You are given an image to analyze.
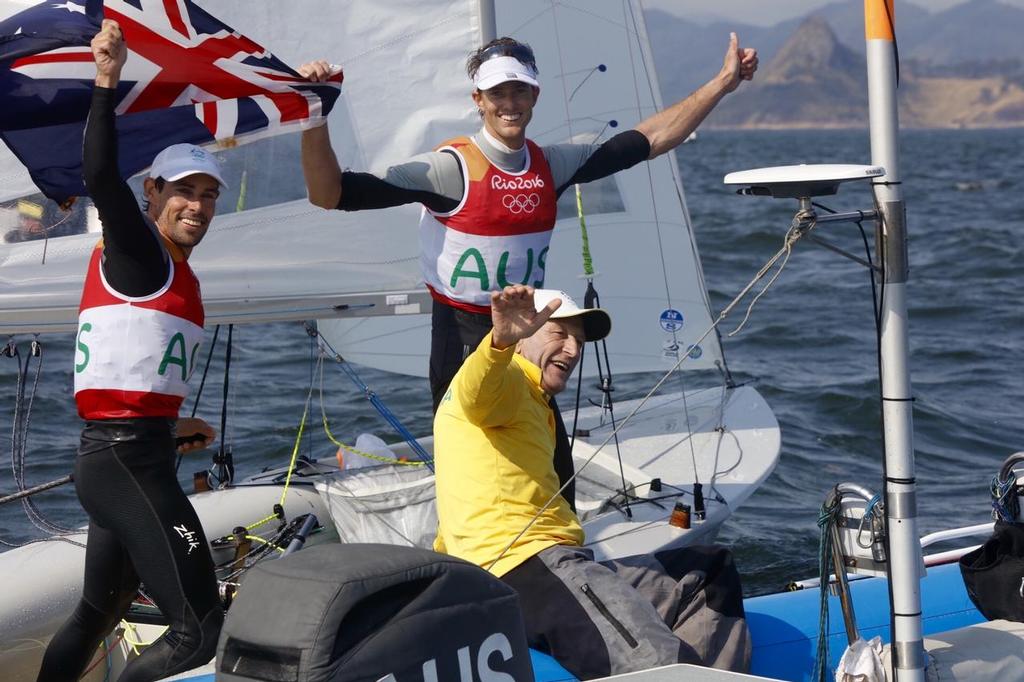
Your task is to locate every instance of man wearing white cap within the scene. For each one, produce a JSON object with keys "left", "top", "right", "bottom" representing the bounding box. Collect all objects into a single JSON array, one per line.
[
  {"left": 433, "top": 285, "right": 750, "bottom": 679},
  {"left": 38, "top": 20, "right": 225, "bottom": 682},
  {"left": 299, "top": 34, "right": 757, "bottom": 509}
]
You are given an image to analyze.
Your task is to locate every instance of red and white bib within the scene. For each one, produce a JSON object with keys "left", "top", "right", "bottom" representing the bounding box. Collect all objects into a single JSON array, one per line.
[
  {"left": 419, "top": 136, "right": 557, "bottom": 313},
  {"left": 74, "top": 241, "right": 205, "bottom": 420}
]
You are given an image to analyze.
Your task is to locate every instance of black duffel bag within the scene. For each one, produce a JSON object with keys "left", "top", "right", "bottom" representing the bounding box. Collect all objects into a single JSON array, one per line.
[
  {"left": 216, "top": 543, "right": 535, "bottom": 681},
  {"left": 959, "top": 521, "right": 1024, "bottom": 622}
]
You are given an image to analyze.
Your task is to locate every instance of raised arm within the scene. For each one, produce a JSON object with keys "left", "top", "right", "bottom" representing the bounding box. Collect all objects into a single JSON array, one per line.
[
  {"left": 85, "top": 20, "right": 167, "bottom": 296},
  {"left": 299, "top": 60, "right": 344, "bottom": 209},
  {"left": 634, "top": 32, "right": 758, "bottom": 159},
  {"left": 298, "top": 60, "right": 465, "bottom": 213}
]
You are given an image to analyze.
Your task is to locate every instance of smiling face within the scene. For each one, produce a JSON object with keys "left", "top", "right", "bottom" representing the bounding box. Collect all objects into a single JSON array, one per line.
[
  {"left": 472, "top": 81, "right": 539, "bottom": 149},
  {"left": 517, "top": 316, "right": 585, "bottom": 395},
  {"left": 144, "top": 173, "right": 220, "bottom": 257}
]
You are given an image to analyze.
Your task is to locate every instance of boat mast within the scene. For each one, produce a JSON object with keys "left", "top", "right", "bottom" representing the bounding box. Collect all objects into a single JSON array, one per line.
[
  {"left": 479, "top": 0, "right": 496, "bottom": 44},
  {"left": 864, "top": 2, "right": 924, "bottom": 680}
]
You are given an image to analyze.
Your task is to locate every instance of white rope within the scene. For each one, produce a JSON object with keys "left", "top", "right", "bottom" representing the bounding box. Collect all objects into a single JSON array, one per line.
[{"left": 726, "top": 214, "right": 813, "bottom": 336}]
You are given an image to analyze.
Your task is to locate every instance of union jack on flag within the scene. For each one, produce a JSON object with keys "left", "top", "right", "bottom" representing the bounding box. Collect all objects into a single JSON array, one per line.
[{"left": 0, "top": 0, "right": 342, "bottom": 203}]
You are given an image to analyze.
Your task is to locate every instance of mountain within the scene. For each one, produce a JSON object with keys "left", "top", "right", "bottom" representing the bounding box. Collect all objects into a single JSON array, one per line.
[
  {"left": 707, "top": 17, "right": 868, "bottom": 129},
  {"left": 642, "top": 10, "right": 765, "bottom": 105},
  {"left": 644, "top": 5, "right": 1024, "bottom": 129},
  {"left": 661, "top": 0, "right": 1024, "bottom": 66}
]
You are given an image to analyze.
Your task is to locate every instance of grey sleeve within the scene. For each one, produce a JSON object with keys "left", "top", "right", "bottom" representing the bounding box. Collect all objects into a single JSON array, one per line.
[
  {"left": 374, "top": 150, "right": 465, "bottom": 203},
  {"left": 541, "top": 143, "right": 602, "bottom": 190}
]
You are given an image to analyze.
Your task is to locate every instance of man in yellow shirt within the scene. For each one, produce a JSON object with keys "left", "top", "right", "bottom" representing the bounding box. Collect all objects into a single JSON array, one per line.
[{"left": 434, "top": 285, "right": 750, "bottom": 679}]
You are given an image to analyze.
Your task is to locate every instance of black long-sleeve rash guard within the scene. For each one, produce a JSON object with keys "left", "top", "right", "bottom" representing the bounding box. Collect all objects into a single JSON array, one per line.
[
  {"left": 83, "top": 87, "right": 169, "bottom": 298},
  {"left": 335, "top": 128, "right": 651, "bottom": 213}
]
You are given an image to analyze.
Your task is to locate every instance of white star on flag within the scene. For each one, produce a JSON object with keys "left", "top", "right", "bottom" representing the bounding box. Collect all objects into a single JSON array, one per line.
[{"left": 50, "top": 1, "right": 85, "bottom": 15}]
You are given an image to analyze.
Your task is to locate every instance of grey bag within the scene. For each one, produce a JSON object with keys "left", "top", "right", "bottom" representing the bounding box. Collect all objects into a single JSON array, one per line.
[{"left": 216, "top": 543, "right": 535, "bottom": 682}]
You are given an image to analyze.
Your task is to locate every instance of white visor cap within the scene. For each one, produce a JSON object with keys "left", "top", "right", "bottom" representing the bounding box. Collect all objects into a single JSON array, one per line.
[
  {"left": 149, "top": 143, "right": 228, "bottom": 188},
  {"left": 533, "top": 289, "right": 611, "bottom": 342},
  {"left": 474, "top": 56, "right": 540, "bottom": 91}
]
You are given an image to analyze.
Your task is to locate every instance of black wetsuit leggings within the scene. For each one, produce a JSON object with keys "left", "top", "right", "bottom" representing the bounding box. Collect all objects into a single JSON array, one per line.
[
  {"left": 37, "top": 419, "right": 223, "bottom": 682},
  {"left": 429, "top": 300, "right": 576, "bottom": 509}
]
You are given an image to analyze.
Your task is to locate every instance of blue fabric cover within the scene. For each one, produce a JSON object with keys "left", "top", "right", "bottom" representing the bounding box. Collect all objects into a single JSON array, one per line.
[{"left": 530, "top": 649, "right": 577, "bottom": 681}]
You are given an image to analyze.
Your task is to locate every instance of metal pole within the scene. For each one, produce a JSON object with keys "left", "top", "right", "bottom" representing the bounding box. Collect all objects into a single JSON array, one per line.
[
  {"left": 479, "top": 0, "right": 496, "bottom": 44},
  {"left": 864, "top": 2, "right": 924, "bottom": 680},
  {"left": 830, "top": 522, "right": 861, "bottom": 646}
]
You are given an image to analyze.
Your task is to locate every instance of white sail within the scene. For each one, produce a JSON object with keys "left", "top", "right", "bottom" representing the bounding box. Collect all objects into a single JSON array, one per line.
[{"left": 0, "top": 0, "right": 724, "bottom": 376}]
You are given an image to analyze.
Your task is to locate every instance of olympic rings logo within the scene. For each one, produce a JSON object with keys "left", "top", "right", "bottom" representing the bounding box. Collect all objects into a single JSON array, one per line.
[{"left": 502, "top": 193, "right": 541, "bottom": 214}]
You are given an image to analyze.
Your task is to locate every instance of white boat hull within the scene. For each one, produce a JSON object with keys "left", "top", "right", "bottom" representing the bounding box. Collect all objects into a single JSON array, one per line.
[{"left": 0, "top": 385, "right": 778, "bottom": 680}]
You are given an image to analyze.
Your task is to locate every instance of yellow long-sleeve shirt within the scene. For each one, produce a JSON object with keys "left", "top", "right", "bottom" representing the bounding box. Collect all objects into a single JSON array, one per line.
[{"left": 433, "top": 331, "right": 584, "bottom": 577}]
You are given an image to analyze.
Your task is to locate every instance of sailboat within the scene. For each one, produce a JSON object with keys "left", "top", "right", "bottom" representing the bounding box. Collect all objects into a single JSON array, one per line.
[{"left": 0, "top": 0, "right": 781, "bottom": 679}]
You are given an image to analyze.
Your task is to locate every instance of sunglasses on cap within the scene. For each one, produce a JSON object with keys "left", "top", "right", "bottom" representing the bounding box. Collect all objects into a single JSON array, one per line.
[{"left": 478, "top": 43, "right": 537, "bottom": 71}]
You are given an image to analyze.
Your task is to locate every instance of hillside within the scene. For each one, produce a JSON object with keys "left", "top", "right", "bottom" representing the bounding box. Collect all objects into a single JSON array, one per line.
[{"left": 646, "top": 2, "right": 1024, "bottom": 128}]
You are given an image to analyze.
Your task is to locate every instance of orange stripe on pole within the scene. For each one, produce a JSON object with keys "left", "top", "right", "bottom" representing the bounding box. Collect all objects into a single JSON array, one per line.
[{"left": 865, "top": 0, "right": 895, "bottom": 41}]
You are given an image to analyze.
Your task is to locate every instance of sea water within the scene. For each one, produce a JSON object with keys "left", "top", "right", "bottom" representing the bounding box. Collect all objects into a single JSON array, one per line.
[{"left": 1, "top": 129, "right": 1021, "bottom": 596}]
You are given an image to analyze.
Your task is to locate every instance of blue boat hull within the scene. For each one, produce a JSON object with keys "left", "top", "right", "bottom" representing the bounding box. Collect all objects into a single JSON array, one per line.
[{"left": 746, "top": 563, "right": 984, "bottom": 681}]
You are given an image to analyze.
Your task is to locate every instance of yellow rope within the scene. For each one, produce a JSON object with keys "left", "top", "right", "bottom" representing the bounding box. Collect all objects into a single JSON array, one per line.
[
  {"left": 245, "top": 377, "right": 314, "bottom": 531},
  {"left": 119, "top": 620, "right": 162, "bottom": 651},
  {"left": 575, "top": 184, "right": 595, "bottom": 277},
  {"left": 219, "top": 532, "right": 287, "bottom": 554},
  {"left": 318, "top": 358, "right": 423, "bottom": 466},
  {"left": 246, "top": 534, "right": 284, "bottom": 552}
]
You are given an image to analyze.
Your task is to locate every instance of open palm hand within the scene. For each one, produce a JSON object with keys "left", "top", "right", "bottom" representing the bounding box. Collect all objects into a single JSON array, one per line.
[{"left": 490, "top": 285, "right": 560, "bottom": 350}]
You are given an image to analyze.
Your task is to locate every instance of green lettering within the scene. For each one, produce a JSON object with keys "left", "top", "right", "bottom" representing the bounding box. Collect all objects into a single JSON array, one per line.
[
  {"left": 532, "top": 246, "right": 549, "bottom": 288},
  {"left": 74, "top": 323, "right": 92, "bottom": 373},
  {"left": 188, "top": 343, "right": 201, "bottom": 381},
  {"left": 158, "top": 332, "right": 188, "bottom": 381},
  {"left": 496, "top": 248, "right": 534, "bottom": 288},
  {"left": 449, "top": 248, "right": 489, "bottom": 290}
]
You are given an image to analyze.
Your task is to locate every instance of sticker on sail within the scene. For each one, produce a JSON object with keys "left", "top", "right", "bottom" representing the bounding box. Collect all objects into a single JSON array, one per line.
[
  {"left": 687, "top": 344, "right": 703, "bottom": 359},
  {"left": 659, "top": 308, "right": 684, "bottom": 333},
  {"left": 662, "top": 340, "right": 679, "bottom": 360}
]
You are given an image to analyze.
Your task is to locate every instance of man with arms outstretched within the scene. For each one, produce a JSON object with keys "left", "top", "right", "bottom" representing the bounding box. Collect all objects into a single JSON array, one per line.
[{"left": 299, "top": 34, "right": 758, "bottom": 509}]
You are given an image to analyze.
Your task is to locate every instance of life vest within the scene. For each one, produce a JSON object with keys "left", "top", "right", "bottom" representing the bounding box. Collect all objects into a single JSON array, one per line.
[
  {"left": 419, "top": 136, "right": 557, "bottom": 313},
  {"left": 74, "top": 240, "right": 204, "bottom": 420}
]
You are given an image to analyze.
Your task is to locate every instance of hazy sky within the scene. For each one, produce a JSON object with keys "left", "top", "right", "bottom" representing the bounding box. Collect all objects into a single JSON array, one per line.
[{"left": 643, "top": 0, "right": 1024, "bottom": 26}]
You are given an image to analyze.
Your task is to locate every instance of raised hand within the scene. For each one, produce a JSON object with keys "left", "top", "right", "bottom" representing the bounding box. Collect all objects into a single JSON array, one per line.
[
  {"left": 719, "top": 32, "right": 758, "bottom": 94},
  {"left": 92, "top": 19, "right": 126, "bottom": 87},
  {"left": 490, "top": 285, "right": 561, "bottom": 350}
]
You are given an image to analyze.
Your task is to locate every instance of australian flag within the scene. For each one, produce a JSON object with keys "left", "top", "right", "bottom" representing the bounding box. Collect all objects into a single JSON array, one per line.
[{"left": 0, "top": 0, "right": 342, "bottom": 203}]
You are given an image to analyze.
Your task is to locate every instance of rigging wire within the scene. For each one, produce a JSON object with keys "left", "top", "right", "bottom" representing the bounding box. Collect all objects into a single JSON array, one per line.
[
  {"left": 2, "top": 339, "right": 82, "bottom": 547},
  {"left": 621, "top": 0, "right": 674, "bottom": 308},
  {"left": 307, "top": 323, "right": 433, "bottom": 469},
  {"left": 581, "top": 279, "right": 631, "bottom": 517},
  {"left": 317, "top": 360, "right": 423, "bottom": 467},
  {"left": 210, "top": 324, "right": 235, "bottom": 488},
  {"left": 176, "top": 324, "right": 221, "bottom": 474},
  {"left": 726, "top": 212, "right": 812, "bottom": 337}
]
